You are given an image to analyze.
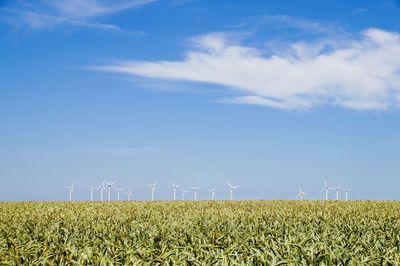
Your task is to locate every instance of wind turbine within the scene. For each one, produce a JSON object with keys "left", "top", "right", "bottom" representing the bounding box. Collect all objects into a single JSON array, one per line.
[
  {"left": 320, "top": 179, "right": 330, "bottom": 200},
  {"left": 297, "top": 186, "right": 308, "bottom": 200},
  {"left": 227, "top": 181, "right": 239, "bottom": 200},
  {"left": 126, "top": 187, "right": 133, "bottom": 201},
  {"left": 90, "top": 185, "right": 97, "bottom": 201},
  {"left": 191, "top": 186, "right": 200, "bottom": 200},
  {"left": 209, "top": 186, "right": 216, "bottom": 200},
  {"left": 98, "top": 180, "right": 106, "bottom": 201},
  {"left": 332, "top": 183, "right": 342, "bottom": 200},
  {"left": 171, "top": 183, "right": 180, "bottom": 200},
  {"left": 149, "top": 181, "right": 157, "bottom": 201},
  {"left": 342, "top": 187, "right": 351, "bottom": 201},
  {"left": 180, "top": 187, "right": 189, "bottom": 200},
  {"left": 64, "top": 183, "right": 75, "bottom": 201},
  {"left": 106, "top": 181, "right": 115, "bottom": 201},
  {"left": 114, "top": 187, "right": 124, "bottom": 201}
]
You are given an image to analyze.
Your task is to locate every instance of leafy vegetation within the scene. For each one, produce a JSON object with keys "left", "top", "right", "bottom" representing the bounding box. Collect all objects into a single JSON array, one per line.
[{"left": 1, "top": 201, "right": 400, "bottom": 264}]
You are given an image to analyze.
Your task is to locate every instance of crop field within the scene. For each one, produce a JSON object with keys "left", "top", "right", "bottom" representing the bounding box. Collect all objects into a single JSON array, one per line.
[{"left": 1, "top": 201, "right": 400, "bottom": 265}]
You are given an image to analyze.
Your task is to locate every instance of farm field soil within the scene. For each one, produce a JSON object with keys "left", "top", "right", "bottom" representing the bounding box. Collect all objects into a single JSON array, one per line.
[{"left": 1, "top": 201, "right": 400, "bottom": 264}]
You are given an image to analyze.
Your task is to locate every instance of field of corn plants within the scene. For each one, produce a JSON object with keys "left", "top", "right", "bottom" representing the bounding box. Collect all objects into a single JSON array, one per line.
[{"left": 1, "top": 201, "right": 400, "bottom": 265}]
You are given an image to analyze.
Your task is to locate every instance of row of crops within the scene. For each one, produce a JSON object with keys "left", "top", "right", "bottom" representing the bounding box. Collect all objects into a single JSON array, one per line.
[{"left": 1, "top": 200, "right": 400, "bottom": 264}]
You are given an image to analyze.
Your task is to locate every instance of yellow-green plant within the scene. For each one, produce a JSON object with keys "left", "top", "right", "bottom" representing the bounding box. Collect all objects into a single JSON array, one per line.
[{"left": 1, "top": 201, "right": 400, "bottom": 264}]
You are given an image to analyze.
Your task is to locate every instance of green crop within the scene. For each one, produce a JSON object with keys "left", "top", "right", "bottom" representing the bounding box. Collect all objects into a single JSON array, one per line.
[{"left": 1, "top": 201, "right": 400, "bottom": 265}]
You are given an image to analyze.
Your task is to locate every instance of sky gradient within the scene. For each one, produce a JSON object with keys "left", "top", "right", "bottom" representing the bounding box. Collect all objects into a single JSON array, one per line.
[{"left": 1, "top": 0, "right": 400, "bottom": 201}]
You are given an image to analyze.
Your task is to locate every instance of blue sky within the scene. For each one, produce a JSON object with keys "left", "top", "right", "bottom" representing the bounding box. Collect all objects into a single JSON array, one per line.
[{"left": 1, "top": 0, "right": 400, "bottom": 201}]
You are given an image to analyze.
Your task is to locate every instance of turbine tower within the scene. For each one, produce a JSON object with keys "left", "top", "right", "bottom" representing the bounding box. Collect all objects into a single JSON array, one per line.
[
  {"left": 320, "top": 179, "right": 330, "bottom": 200},
  {"left": 90, "top": 185, "right": 96, "bottom": 201},
  {"left": 149, "top": 181, "right": 157, "bottom": 201},
  {"left": 209, "top": 186, "right": 216, "bottom": 201},
  {"left": 115, "top": 187, "right": 124, "bottom": 201},
  {"left": 171, "top": 183, "right": 180, "bottom": 200},
  {"left": 126, "top": 187, "right": 133, "bottom": 201},
  {"left": 333, "top": 183, "right": 342, "bottom": 200},
  {"left": 98, "top": 180, "right": 106, "bottom": 201},
  {"left": 297, "top": 186, "right": 308, "bottom": 200},
  {"left": 342, "top": 187, "right": 351, "bottom": 201},
  {"left": 180, "top": 187, "right": 189, "bottom": 200},
  {"left": 191, "top": 186, "right": 200, "bottom": 200},
  {"left": 106, "top": 181, "right": 115, "bottom": 201},
  {"left": 227, "top": 181, "right": 239, "bottom": 200},
  {"left": 64, "top": 183, "right": 75, "bottom": 201}
]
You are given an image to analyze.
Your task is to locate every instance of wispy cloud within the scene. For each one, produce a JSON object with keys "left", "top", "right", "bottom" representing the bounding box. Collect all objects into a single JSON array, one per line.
[
  {"left": 2, "top": 146, "right": 172, "bottom": 157},
  {"left": 258, "top": 15, "right": 331, "bottom": 33},
  {"left": 0, "top": 0, "right": 156, "bottom": 31},
  {"left": 0, "top": 7, "right": 123, "bottom": 31},
  {"left": 48, "top": 0, "right": 156, "bottom": 19},
  {"left": 92, "top": 28, "right": 400, "bottom": 110},
  {"left": 229, "top": 14, "right": 340, "bottom": 37},
  {"left": 77, "top": 147, "right": 170, "bottom": 156},
  {"left": 353, "top": 8, "right": 368, "bottom": 15}
]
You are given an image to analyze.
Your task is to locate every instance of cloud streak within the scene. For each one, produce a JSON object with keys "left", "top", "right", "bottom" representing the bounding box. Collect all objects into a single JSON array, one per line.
[
  {"left": 258, "top": 15, "right": 331, "bottom": 34},
  {"left": 0, "top": 0, "right": 156, "bottom": 31},
  {"left": 0, "top": 7, "right": 122, "bottom": 31},
  {"left": 78, "top": 147, "right": 169, "bottom": 155},
  {"left": 93, "top": 28, "right": 400, "bottom": 110}
]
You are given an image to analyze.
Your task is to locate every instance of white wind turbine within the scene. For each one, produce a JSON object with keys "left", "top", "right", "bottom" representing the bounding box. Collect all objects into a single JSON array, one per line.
[
  {"left": 332, "top": 183, "right": 342, "bottom": 200},
  {"left": 171, "top": 183, "right": 180, "bottom": 200},
  {"left": 180, "top": 187, "right": 189, "bottom": 200},
  {"left": 209, "top": 186, "right": 216, "bottom": 201},
  {"left": 98, "top": 180, "right": 106, "bottom": 201},
  {"left": 342, "top": 187, "right": 351, "bottom": 201},
  {"left": 227, "top": 181, "right": 239, "bottom": 200},
  {"left": 114, "top": 187, "right": 124, "bottom": 201},
  {"left": 149, "top": 181, "right": 157, "bottom": 201},
  {"left": 320, "top": 179, "right": 331, "bottom": 200},
  {"left": 90, "top": 185, "right": 97, "bottom": 201},
  {"left": 64, "top": 183, "right": 75, "bottom": 201},
  {"left": 191, "top": 186, "right": 200, "bottom": 200},
  {"left": 297, "top": 186, "right": 308, "bottom": 200},
  {"left": 106, "top": 181, "right": 115, "bottom": 201},
  {"left": 126, "top": 187, "right": 133, "bottom": 201}
]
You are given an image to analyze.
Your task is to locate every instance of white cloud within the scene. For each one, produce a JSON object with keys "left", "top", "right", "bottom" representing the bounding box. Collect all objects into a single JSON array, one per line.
[
  {"left": 0, "top": 0, "right": 156, "bottom": 30},
  {"left": 258, "top": 15, "right": 330, "bottom": 33},
  {"left": 353, "top": 8, "right": 368, "bottom": 15},
  {"left": 48, "top": 0, "right": 156, "bottom": 19},
  {"left": 77, "top": 147, "right": 169, "bottom": 155},
  {"left": 217, "top": 96, "right": 313, "bottom": 110},
  {"left": 0, "top": 7, "right": 122, "bottom": 30},
  {"left": 93, "top": 28, "right": 400, "bottom": 110}
]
